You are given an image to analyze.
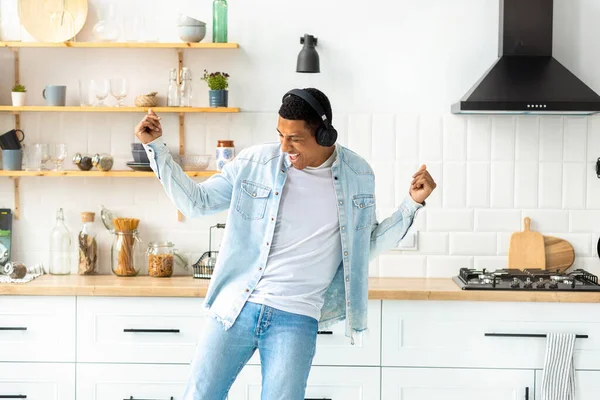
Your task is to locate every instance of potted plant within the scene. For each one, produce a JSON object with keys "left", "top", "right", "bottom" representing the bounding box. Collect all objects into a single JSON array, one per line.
[
  {"left": 11, "top": 84, "right": 26, "bottom": 106},
  {"left": 201, "top": 69, "right": 229, "bottom": 107}
]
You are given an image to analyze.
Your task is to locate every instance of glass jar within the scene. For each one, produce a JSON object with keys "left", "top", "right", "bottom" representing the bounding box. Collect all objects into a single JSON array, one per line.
[
  {"left": 49, "top": 208, "right": 71, "bottom": 275},
  {"left": 111, "top": 230, "right": 141, "bottom": 276},
  {"left": 78, "top": 212, "right": 98, "bottom": 275},
  {"left": 146, "top": 242, "right": 178, "bottom": 277},
  {"left": 92, "top": 2, "right": 120, "bottom": 42}
]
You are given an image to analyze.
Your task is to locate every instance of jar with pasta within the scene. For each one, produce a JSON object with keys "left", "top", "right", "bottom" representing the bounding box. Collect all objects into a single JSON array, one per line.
[
  {"left": 110, "top": 218, "right": 141, "bottom": 277},
  {"left": 146, "top": 242, "right": 178, "bottom": 277}
]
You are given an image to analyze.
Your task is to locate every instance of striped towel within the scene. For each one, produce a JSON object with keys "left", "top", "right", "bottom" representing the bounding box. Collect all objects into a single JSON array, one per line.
[{"left": 541, "top": 333, "right": 576, "bottom": 400}]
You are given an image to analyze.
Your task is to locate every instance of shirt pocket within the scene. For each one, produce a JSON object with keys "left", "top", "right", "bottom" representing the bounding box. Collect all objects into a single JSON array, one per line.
[
  {"left": 352, "top": 194, "right": 375, "bottom": 231},
  {"left": 235, "top": 180, "right": 272, "bottom": 220}
]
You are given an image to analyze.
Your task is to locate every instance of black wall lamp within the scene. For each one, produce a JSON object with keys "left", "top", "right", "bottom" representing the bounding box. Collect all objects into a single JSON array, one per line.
[{"left": 296, "top": 34, "right": 320, "bottom": 73}]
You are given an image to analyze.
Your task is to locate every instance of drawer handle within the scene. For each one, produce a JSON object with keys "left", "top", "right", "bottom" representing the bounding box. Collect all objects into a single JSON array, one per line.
[
  {"left": 317, "top": 331, "right": 333, "bottom": 335},
  {"left": 123, "top": 329, "right": 180, "bottom": 333},
  {"left": 0, "top": 327, "right": 27, "bottom": 331},
  {"left": 485, "top": 333, "right": 588, "bottom": 339},
  {"left": 0, "top": 396, "right": 27, "bottom": 398},
  {"left": 305, "top": 398, "right": 332, "bottom": 400},
  {"left": 125, "top": 397, "right": 173, "bottom": 400}
]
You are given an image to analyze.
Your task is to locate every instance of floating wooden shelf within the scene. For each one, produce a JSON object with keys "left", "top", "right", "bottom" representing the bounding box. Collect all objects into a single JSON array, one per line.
[
  {"left": 0, "top": 41, "right": 239, "bottom": 49},
  {"left": 0, "top": 106, "right": 240, "bottom": 113},
  {"left": 0, "top": 170, "right": 218, "bottom": 178}
]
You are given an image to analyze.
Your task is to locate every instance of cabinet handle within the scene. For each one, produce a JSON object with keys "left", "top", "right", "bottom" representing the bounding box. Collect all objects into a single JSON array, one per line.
[
  {"left": 0, "top": 327, "right": 27, "bottom": 331},
  {"left": 0, "top": 396, "right": 27, "bottom": 399},
  {"left": 317, "top": 331, "right": 333, "bottom": 335},
  {"left": 525, "top": 387, "right": 529, "bottom": 400},
  {"left": 485, "top": 333, "right": 588, "bottom": 339},
  {"left": 125, "top": 397, "right": 173, "bottom": 400},
  {"left": 123, "top": 329, "right": 180, "bottom": 333},
  {"left": 305, "top": 398, "right": 332, "bottom": 400}
]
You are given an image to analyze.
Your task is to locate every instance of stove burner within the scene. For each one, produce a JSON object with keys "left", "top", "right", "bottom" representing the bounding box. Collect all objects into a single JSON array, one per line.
[{"left": 454, "top": 268, "right": 600, "bottom": 291}]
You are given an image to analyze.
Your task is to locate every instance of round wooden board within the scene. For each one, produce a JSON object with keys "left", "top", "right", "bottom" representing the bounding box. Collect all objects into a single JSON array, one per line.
[{"left": 20, "top": 0, "right": 88, "bottom": 43}]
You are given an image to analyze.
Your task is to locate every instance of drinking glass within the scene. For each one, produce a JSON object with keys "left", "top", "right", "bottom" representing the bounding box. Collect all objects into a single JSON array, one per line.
[
  {"left": 92, "top": 79, "right": 110, "bottom": 106},
  {"left": 110, "top": 78, "right": 128, "bottom": 107},
  {"left": 23, "top": 144, "right": 42, "bottom": 171},
  {"left": 78, "top": 79, "right": 94, "bottom": 107},
  {"left": 37, "top": 144, "right": 50, "bottom": 170},
  {"left": 50, "top": 144, "right": 68, "bottom": 171}
]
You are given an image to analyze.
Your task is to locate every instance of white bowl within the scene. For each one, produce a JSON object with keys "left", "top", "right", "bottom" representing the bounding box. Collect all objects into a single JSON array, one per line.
[
  {"left": 177, "top": 14, "right": 206, "bottom": 27},
  {"left": 178, "top": 25, "right": 206, "bottom": 43},
  {"left": 177, "top": 155, "right": 211, "bottom": 171}
]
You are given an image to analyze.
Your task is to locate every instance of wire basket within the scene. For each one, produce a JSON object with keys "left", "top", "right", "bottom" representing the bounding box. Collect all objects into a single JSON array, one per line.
[{"left": 192, "top": 251, "right": 217, "bottom": 279}]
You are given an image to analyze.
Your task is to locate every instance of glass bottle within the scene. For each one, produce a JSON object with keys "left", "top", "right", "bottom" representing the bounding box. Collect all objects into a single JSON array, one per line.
[
  {"left": 49, "top": 208, "right": 71, "bottom": 275},
  {"left": 167, "top": 68, "right": 180, "bottom": 107},
  {"left": 212, "top": 0, "right": 228, "bottom": 43},
  {"left": 111, "top": 230, "right": 141, "bottom": 277},
  {"left": 78, "top": 212, "right": 98, "bottom": 275},
  {"left": 180, "top": 67, "right": 193, "bottom": 107}
]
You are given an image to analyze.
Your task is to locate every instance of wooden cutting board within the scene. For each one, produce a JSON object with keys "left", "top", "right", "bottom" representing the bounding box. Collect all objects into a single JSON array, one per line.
[
  {"left": 544, "top": 236, "right": 575, "bottom": 272},
  {"left": 508, "top": 217, "right": 546, "bottom": 270}
]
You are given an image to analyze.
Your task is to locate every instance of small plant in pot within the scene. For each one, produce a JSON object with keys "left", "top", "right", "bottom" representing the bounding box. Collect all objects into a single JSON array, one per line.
[
  {"left": 11, "top": 84, "right": 26, "bottom": 107},
  {"left": 201, "top": 70, "right": 229, "bottom": 107}
]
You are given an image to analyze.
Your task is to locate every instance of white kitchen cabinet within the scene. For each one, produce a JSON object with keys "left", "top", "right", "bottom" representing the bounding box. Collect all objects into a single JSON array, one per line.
[
  {"left": 535, "top": 370, "right": 600, "bottom": 400},
  {"left": 77, "top": 296, "right": 205, "bottom": 364},
  {"left": 0, "top": 296, "right": 75, "bottom": 362},
  {"left": 229, "top": 365, "right": 380, "bottom": 400},
  {"left": 382, "top": 367, "right": 534, "bottom": 400},
  {"left": 77, "top": 363, "right": 189, "bottom": 399},
  {"left": 247, "top": 300, "right": 382, "bottom": 366},
  {"left": 0, "top": 362, "right": 75, "bottom": 400},
  {"left": 382, "top": 300, "right": 600, "bottom": 369}
]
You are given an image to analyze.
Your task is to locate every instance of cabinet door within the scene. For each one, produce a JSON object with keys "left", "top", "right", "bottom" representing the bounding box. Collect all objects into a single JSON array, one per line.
[
  {"left": 0, "top": 362, "right": 75, "bottom": 400},
  {"left": 382, "top": 367, "right": 534, "bottom": 400},
  {"left": 0, "top": 296, "right": 75, "bottom": 362},
  {"left": 77, "top": 296, "right": 205, "bottom": 363},
  {"left": 77, "top": 363, "right": 189, "bottom": 399},
  {"left": 229, "top": 365, "right": 380, "bottom": 400},
  {"left": 535, "top": 370, "right": 600, "bottom": 400}
]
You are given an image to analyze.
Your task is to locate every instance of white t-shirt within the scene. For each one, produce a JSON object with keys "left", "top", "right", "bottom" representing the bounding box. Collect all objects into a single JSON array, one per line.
[{"left": 248, "top": 150, "right": 342, "bottom": 320}]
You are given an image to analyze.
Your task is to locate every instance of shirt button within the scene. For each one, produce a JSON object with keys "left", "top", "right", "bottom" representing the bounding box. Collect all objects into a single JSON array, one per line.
[
  {"left": 339, "top": 201, "right": 343, "bottom": 205},
  {"left": 275, "top": 192, "right": 279, "bottom": 195},
  {"left": 271, "top": 217, "right": 274, "bottom": 221},
  {"left": 245, "top": 289, "right": 249, "bottom": 292},
  {"left": 259, "top": 267, "right": 263, "bottom": 270},
  {"left": 334, "top": 176, "right": 338, "bottom": 180},
  {"left": 346, "top": 277, "right": 349, "bottom": 282},
  {"left": 359, "top": 204, "right": 364, "bottom": 208},
  {"left": 266, "top": 242, "right": 269, "bottom": 246},
  {"left": 344, "top": 251, "right": 348, "bottom": 256},
  {"left": 347, "top": 301, "right": 350, "bottom": 306},
  {"left": 341, "top": 226, "right": 346, "bottom": 231},
  {"left": 281, "top": 169, "right": 285, "bottom": 173},
  {"left": 252, "top": 193, "right": 257, "bottom": 197}
]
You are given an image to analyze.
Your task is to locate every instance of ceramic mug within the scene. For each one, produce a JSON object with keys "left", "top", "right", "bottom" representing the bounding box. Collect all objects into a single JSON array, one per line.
[
  {"left": 0, "top": 129, "right": 25, "bottom": 150},
  {"left": 2, "top": 149, "right": 23, "bottom": 170},
  {"left": 43, "top": 85, "right": 67, "bottom": 106}
]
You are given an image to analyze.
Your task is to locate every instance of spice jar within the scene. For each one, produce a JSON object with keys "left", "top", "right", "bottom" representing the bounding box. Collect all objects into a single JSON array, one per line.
[
  {"left": 92, "top": 153, "right": 114, "bottom": 171},
  {"left": 78, "top": 212, "right": 98, "bottom": 275},
  {"left": 146, "top": 242, "right": 187, "bottom": 277},
  {"left": 73, "top": 153, "right": 93, "bottom": 171},
  {"left": 216, "top": 140, "right": 234, "bottom": 171}
]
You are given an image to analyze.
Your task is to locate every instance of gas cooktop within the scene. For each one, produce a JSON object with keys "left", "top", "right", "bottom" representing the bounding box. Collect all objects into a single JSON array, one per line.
[{"left": 453, "top": 268, "right": 600, "bottom": 291}]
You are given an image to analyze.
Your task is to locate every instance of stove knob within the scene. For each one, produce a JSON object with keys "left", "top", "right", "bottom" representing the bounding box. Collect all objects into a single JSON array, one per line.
[
  {"left": 536, "top": 280, "right": 546, "bottom": 289},
  {"left": 510, "top": 277, "right": 520, "bottom": 288},
  {"left": 524, "top": 280, "right": 533, "bottom": 289},
  {"left": 549, "top": 281, "right": 559, "bottom": 289}
]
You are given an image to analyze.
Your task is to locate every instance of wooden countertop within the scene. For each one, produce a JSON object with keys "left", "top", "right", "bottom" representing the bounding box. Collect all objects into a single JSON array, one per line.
[{"left": 1, "top": 275, "right": 599, "bottom": 302}]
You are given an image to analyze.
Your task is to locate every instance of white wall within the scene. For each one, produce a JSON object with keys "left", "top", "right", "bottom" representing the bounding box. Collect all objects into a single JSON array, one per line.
[{"left": 1, "top": 0, "right": 600, "bottom": 277}]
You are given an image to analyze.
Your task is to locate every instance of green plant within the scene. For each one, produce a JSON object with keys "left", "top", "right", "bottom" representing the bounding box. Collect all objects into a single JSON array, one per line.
[
  {"left": 201, "top": 70, "right": 229, "bottom": 91},
  {"left": 11, "top": 84, "right": 26, "bottom": 93}
]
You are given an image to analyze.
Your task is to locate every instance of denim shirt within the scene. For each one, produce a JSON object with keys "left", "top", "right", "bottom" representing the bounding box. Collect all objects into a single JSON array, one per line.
[{"left": 144, "top": 137, "right": 422, "bottom": 342}]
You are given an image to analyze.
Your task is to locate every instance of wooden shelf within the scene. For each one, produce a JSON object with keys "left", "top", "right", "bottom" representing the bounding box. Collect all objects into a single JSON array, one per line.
[
  {"left": 0, "top": 41, "right": 239, "bottom": 49},
  {"left": 0, "top": 170, "right": 218, "bottom": 178},
  {"left": 0, "top": 106, "right": 240, "bottom": 113}
]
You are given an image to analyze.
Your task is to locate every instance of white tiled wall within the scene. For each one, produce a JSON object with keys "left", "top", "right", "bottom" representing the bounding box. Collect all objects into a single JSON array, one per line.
[{"left": 1, "top": 0, "right": 600, "bottom": 278}]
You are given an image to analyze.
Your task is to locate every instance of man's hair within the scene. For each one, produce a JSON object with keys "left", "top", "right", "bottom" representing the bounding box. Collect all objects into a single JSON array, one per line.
[{"left": 278, "top": 88, "right": 333, "bottom": 134}]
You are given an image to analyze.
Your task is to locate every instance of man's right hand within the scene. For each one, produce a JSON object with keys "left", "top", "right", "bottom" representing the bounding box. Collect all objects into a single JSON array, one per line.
[{"left": 135, "top": 108, "right": 163, "bottom": 144}]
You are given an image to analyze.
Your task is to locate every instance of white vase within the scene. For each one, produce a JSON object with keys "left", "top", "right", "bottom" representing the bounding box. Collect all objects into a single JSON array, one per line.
[{"left": 11, "top": 92, "right": 26, "bottom": 106}]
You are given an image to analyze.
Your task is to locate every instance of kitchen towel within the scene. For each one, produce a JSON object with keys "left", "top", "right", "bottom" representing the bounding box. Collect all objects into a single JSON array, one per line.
[{"left": 541, "top": 332, "right": 576, "bottom": 400}]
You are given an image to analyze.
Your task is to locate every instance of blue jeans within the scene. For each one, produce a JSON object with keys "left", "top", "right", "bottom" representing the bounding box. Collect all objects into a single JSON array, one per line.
[{"left": 183, "top": 301, "right": 319, "bottom": 400}]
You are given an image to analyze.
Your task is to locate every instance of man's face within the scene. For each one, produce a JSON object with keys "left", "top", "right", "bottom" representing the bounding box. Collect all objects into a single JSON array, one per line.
[{"left": 277, "top": 116, "right": 329, "bottom": 170}]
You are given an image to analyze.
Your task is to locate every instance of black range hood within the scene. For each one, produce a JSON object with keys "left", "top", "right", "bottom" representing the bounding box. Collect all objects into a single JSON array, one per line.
[{"left": 452, "top": 0, "right": 600, "bottom": 115}]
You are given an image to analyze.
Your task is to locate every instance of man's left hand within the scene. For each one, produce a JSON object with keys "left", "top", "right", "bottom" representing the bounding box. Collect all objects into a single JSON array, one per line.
[{"left": 409, "top": 164, "right": 437, "bottom": 205}]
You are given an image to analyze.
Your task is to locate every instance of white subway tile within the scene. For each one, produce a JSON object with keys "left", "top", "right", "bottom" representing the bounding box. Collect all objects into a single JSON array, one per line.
[
  {"left": 538, "top": 162, "right": 563, "bottom": 209},
  {"left": 474, "top": 256, "right": 508, "bottom": 271},
  {"left": 413, "top": 232, "right": 449, "bottom": 254},
  {"left": 563, "top": 117, "right": 587, "bottom": 162},
  {"left": 254, "top": 113, "right": 278, "bottom": 145},
  {"left": 348, "top": 114, "right": 372, "bottom": 163},
  {"left": 570, "top": 210, "right": 600, "bottom": 233},
  {"left": 371, "top": 114, "right": 396, "bottom": 162},
  {"left": 369, "top": 258, "right": 379, "bottom": 278},
  {"left": 450, "top": 233, "right": 497, "bottom": 255},
  {"left": 418, "top": 114, "right": 442, "bottom": 161},
  {"left": 491, "top": 116, "right": 515, "bottom": 161},
  {"left": 514, "top": 162, "right": 539, "bottom": 208},
  {"left": 586, "top": 162, "right": 600, "bottom": 209},
  {"left": 372, "top": 162, "right": 395, "bottom": 209},
  {"left": 562, "top": 163, "right": 586, "bottom": 209},
  {"left": 443, "top": 114, "right": 466, "bottom": 161},
  {"left": 426, "top": 256, "right": 473, "bottom": 278},
  {"left": 515, "top": 116, "right": 539, "bottom": 161},
  {"left": 587, "top": 116, "right": 600, "bottom": 162},
  {"left": 467, "top": 116, "right": 491, "bottom": 161},
  {"left": 569, "top": 257, "right": 600, "bottom": 276},
  {"left": 521, "top": 210, "right": 569, "bottom": 233},
  {"left": 443, "top": 162, "right": 466, "bottom": 208},
  {"left": 61, "top": 114, "right": 87, "bottom": 154},
  {"left": 86, "top": 114, "right": 111, "bottom": 154},
  {"left": 475, "top": 210, "right": 521, "bottom": 232},
  {"left": 427, "top": 209, "right": 474, "bottom": 232},
  {"left": 498, "top": 232, "right": 512, "bottom": 255},
  {"left": 333, "top": 114, "right": 349, "bottom": 148},
  {"left": 490, "top": 162, "right": 514, "bottom": 208},
  {"left": 230, "top": 113, "right": 256, "bottom": 153},
  {"left": 396, "top": 113, "right": 419, "bottom": 161},
  {"left": 378, "top": 254, "right": 426, "bottom": 278},
  {"left": 539, "top": 116, "right": 564, "bottom": 162},
  {"left": 467, "top": 162, "right": 490, "bottom": 208}
]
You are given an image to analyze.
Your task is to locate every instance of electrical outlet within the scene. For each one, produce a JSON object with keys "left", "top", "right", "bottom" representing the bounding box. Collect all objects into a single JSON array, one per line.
[{"left": 394, "top": 226, "right": 418, "bottom": 251}]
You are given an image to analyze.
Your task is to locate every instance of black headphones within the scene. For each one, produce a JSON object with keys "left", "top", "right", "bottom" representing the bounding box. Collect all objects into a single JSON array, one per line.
[{"left": 282, "top": 89, "right": 338, "bottom": 147}]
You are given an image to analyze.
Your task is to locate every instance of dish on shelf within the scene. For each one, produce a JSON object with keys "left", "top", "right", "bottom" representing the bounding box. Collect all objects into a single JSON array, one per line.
[
  {"left": 20, "top": 0, "right": 88, "bottom": 43},
  {"left": 126, "top": 162, "right": 152, "bottom": 172},
  {"left": 176, "top": 154, "right": 211, "bottom": 171}
]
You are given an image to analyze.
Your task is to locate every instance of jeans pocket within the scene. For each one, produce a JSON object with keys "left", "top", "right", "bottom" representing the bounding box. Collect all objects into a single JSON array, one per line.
[
  {"left": 235, "top": 180, "right": 271, "bottom": 220},
  {"left": 352, "top": 194, "right": 375, "bottom": 231}
]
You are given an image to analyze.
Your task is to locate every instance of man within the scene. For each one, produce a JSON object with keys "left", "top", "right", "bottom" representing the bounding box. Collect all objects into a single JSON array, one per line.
[{"left": 135, "top": 88, "right": 436, "bottom": 400}]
